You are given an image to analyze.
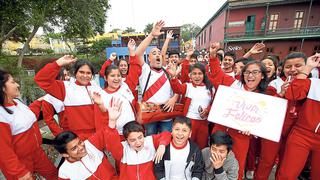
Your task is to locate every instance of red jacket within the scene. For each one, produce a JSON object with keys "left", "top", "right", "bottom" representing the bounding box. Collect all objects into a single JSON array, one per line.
[
  {"left": 0, "top": 100, "right": 43, "bottom": 178},
  {"left": 42, "top": 94, "right": 67, "bottom": 136},
  {"left": 58, "top": 128, "right": 118, "bottom": 180},
  {"left": 285, "top": 78, "right": 320, "bottom": 134},
  {"left": 35, "top": 62, "right": 102, "bottom": 140},
  {"left": 106, "top": 128, "right": 171, "bottom": 180}
]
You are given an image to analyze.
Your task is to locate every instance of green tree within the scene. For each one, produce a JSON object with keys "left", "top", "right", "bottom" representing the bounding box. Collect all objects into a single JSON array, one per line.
[
  {"left": 181, "top": 23, "right": 201, "bottom": 42},
  {"left": 0, "top": 0, "right": 29, "bottom": 53},
  {"left": 143, "top": 23, "right": 153, "bottom": 34},
  {"left": 124, "top": 27, "right": 135, "bottom": 33},
  {"left": 90, "top": 38, "right": 112, "bottom": 55},
  {"left": 16, "top": 0, "right": 111, "bottom": 67},
  {"left": 109, "top": 28, "right": 121, "bottom": 33}
]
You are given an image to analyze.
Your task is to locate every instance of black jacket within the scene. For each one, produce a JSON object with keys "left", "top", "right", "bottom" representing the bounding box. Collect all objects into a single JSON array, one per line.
[{"left": 154, "top": 140, "right": 204, "bottom": 180}]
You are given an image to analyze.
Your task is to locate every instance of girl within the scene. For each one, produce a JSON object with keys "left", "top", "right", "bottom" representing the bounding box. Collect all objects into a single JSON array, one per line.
[
  {"left": 255, "top": 52, "right": 310, "bottom": 180},
  {"left": 96, "top": 39, "right": 141, "bottom": 138},
  {"left": 261, "top": 55, "right": 278, "bottom": 82},
  {"left": 35, "top": 55, "right": 102, "bottom": 140},
  {"left": 0, "top": 69, "right": 57, "bottom": 180},
  {"left": 169, "top": 62, "right": 214, "bottom": 149},
  {"left": 208, "top": 42, "right": 269, "bottom": 180}
]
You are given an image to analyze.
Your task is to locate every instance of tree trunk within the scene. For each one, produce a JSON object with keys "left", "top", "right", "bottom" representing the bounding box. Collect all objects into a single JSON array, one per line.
[
  {"left": 17, "top": 25, "right": 39, "bottom": 67},
  {"left": 0, "top": 25, "right": 18, "bottom": 45}
]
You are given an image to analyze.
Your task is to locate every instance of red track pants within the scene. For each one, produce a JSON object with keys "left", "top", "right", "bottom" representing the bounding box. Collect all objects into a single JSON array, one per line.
[
  {"left": 190, "top": 119, "right": 208, "bottom": 149},
  {"left": 277, "top": 126, "right": 320, "bottom": 180}
]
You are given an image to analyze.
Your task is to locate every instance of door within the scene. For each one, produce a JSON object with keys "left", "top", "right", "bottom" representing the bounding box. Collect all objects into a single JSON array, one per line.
[{"left": 246, "top": 15, "right": 256, "bottom": 36}]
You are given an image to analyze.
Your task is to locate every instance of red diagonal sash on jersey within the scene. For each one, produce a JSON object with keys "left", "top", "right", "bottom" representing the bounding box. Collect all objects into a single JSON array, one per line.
[{"left": 142, "top": 73, "right": 167, "bottom": 102}]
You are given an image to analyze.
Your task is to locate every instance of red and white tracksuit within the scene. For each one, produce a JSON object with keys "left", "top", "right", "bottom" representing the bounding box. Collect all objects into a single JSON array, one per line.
[
  {"left": 58, "top": 128, "right": 118, "bottom": 180},
  {"left": 170, "top": 78, "right": 214, "bottom": 149},
  {"left": 42, "top": 94, "right": 67, "bottom": 136},
  {"left": 100, "top": 57, "right": 141, "bottom": 100},
  {"left": 35, "top": 62, "right": 102, "bottom": 140},
  {"left": 255, "top": 77, "right": 303, "bottom": 180},
  {"left": 0, "top": 99, "right": 57, "bottom": 180},
  {"left": 208, "top": 56, "right": 255, "bottom": 180},
  {"left": 106, "top": 128, "right": 171, "bottom": 180},
  {"left": 277, "top": 78, "right": 320, "bottom": 180},
  {"left": 96, "top": 55, "right": 141, "bottom": 135}
]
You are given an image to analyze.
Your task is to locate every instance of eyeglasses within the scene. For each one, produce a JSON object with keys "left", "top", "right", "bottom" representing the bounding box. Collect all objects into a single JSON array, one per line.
[{"left": 243, "top": 70, "right": 261, "bottom": 76}]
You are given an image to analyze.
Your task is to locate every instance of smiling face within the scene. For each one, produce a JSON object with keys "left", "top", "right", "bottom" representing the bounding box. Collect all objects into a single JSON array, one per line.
[
  {"left": 149, "top": 48, "right": 162, "bottom": 68},
  {"left": 222, "top": 56, "right": 235, "bottom": 70},
  {"left": 190, "top": 68, "right": 204, "bottom": 85},
  {"left": 171, "top": 122, "right": 191, "bottom": 147},
  {"left": 62, "top": 137, "right": 87, "bottom": 162},
  {"left": 169, "top": 54, "right": 180, "bottom": 65},
  {"left": 3, "top": 75, "right": 20, "bottom": 101},
  {"left": 262, "top": 59, "right": 276, "bottom": 79},
  {"left": 127, "top": 131, "right": 145, "bottom": 152},
  {"left": 75, "top": 65, "right": 92, "bottom": 85},
  {"left": 243, "top": 64, "right": 264, "bottom": 91},
  {"left": 118, "top": 60, "right": 128, "bottom": 75},
  {"left": 105, "top": 69, "right": 122, "bottom": 90},
  {"left": 283, "top": 58, "right": 305, "bottom": 79}
]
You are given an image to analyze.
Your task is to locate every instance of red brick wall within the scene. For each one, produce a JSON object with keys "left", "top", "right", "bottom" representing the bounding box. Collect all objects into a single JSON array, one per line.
[{"left": 227, "top": 39, "right": 320, "bottom": 60}]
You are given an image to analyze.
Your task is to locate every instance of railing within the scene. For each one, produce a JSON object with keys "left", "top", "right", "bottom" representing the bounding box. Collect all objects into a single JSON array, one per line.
[{"left": 225, "top": 26, "right": 320, "bottom": 41}]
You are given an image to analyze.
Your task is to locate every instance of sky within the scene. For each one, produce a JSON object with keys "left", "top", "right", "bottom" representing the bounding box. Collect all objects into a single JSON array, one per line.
[{"left": 104, "top": 0, "right": 227, "bottom": 32}]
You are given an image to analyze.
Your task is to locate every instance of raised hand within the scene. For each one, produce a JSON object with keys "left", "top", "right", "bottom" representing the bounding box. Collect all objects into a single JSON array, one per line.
[
  {"left": 150, "top": 20, "right": 165, "bottom": 38},
  {"left": 249, "top": 43, "right": 265, "bottom": 55},
  {"left": 209, "top": 42, "right": 220, "bottom": 58},
  {"left": 56, "top": 55, "right": 77, "bottom": 66},
  {"left": 279, "top": 76, "right": 291, "bottom": 97},
  {"left": 91, "top": 91, "right": 103, "bottom": 105},
  {"left": 128, "top": 38, "right": 136, "bottom": 52},
  {"left": 107, "top": 97, "right": 123, "bottom": 129},
  {"left": 186, "top": 45, "right": 194, "bottom": 58},
  {"left": 109, "top": 53, "right": 117, "bottom": 61},
  {"left": 166, "top": 30, "right": 174, "bottom": 40},
  {"left": 153, "top": 144, "right": 166, "bottom": 164},
  {"left": 167, "top": 61, "right": 178, "bottom": 77},
  {"left": 306, "top": 53, "right": 320, "bottom": 69}
]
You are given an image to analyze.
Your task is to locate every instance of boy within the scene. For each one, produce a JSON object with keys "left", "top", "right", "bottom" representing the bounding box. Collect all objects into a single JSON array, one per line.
[
  {"left": 107, "top": 119, "right": 171, "bottom": 180},
  {"left": 202, "top": 131, "right": 239, "bottom": 180},
  {"left": 54, "top": 130, "right": 118, "bottom": 180},
  {"left": 154, "top": 116, "right": 204, "bottom": 180}
]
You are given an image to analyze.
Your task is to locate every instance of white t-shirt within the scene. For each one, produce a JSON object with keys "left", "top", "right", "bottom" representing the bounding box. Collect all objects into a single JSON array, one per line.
[{"left": 169, "top": 142, "right": 190, "bottom": 180}]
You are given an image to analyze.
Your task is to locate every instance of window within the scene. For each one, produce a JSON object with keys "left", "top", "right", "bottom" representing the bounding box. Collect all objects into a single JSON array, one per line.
[
  {"left": 204, "top": 30, "right": 206, "bottom": 44},
  {"left": 314, "top": 45, "right": 320, "bottom": 54},
  {"left": 294, "top": 11, "right": 304, "bottom": 30},
  {"left": 269, "top": 13, "right": 279, "bottom": 32},
  {"left": 266, "top": 47, "right": 274, "bottom": 53},
  {"left": 289, "top": 46, "right": 297, "bottom": 52}
]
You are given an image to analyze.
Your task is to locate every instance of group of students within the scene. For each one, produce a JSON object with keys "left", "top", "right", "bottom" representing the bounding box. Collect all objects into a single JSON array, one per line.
[{"left": 0, "top": 20, "right": 320, "bottom": 180}]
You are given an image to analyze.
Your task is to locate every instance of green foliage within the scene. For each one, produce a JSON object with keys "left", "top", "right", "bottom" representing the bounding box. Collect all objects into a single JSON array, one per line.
[
  {"left": 144, "top": 23, "right": 153, "bottom": 34},
  {"left": 181, "top": 23, "right": 201, "bottom": 41},
  {"left": 109, "top": 28, "right": 121, "bottom": 33},
  {"left": 0, "top": 55, "right": 45, "bottom": 102},
  {"left": 124, "top": 27, "right": 136, "bottom": 33},
  {"left": 90, "top": 38, "right": 112, "bottom": 54}
]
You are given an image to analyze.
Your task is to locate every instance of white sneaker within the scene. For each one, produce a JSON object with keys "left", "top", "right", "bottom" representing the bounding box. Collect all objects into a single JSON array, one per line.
[{"left": 246, "top": 170, "right": 254, "bottom": 180}]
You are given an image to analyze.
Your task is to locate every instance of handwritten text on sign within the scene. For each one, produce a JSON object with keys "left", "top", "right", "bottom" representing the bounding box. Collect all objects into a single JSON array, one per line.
[{"left": 208, "top": 85, "right": 287, "bottom": 142}]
